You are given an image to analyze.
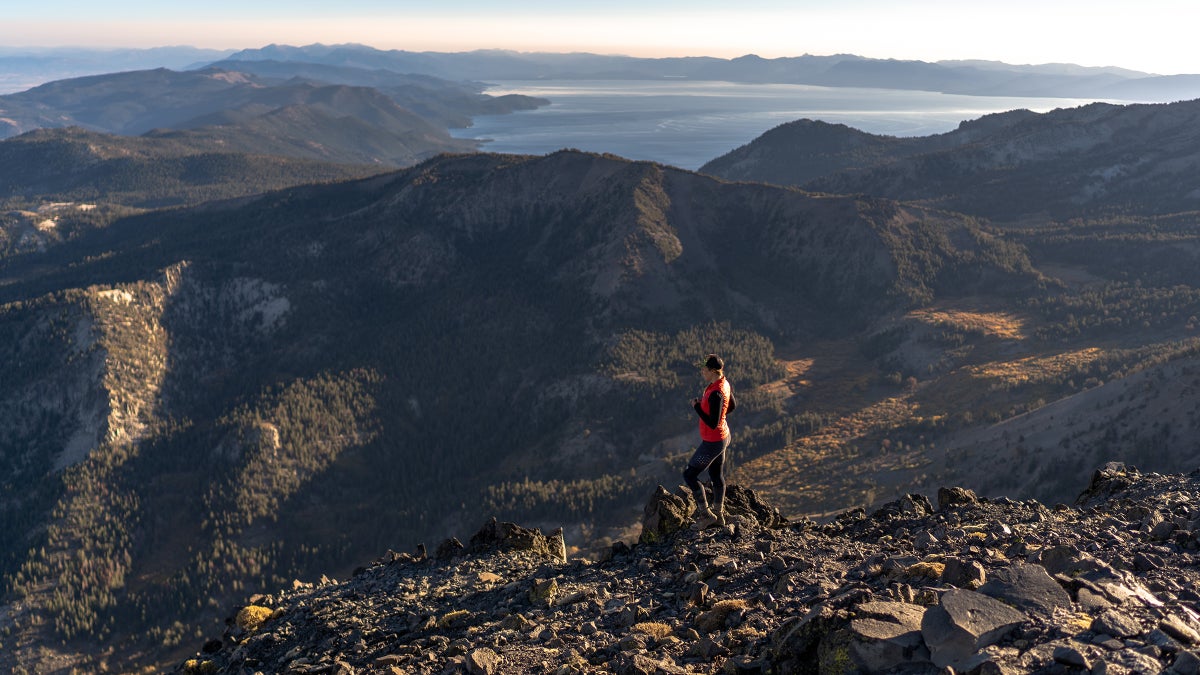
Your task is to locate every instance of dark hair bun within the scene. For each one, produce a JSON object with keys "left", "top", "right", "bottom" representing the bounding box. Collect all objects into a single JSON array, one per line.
[{"left": 705, "top": 354, "right": 724, "bottom": 371}]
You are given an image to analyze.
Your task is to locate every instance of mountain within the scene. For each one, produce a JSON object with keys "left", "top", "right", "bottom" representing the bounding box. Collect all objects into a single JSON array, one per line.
[
  {"left": 200, "top": 59, "right": 549, "bottom": 128},
  {"left": 0, "top": 127, "right": 383, "bottom": 211},
  {"left": 1100, "top": 74, "right": 1200, "bottom": 103},
  {"left": 180, "top": 464, "right": 1200, "bottom": 674},
  {"left": 222, "top": 43, "right": 1196, "bottom": 101},
  {"left": 8, "top": 146, "right": 1200, "bottom": 672},
  {"left": 0, "top": 66, "right": 545, "bottom": 167},
  {"left": 701, "top": 98, "right": 1200, "bottom": 220},
  {"left": 0, "top": 149, "right": 1038, "bottom": 672},
  {"left": 0, "top": 46, "right": 236, "bottom": 94}
]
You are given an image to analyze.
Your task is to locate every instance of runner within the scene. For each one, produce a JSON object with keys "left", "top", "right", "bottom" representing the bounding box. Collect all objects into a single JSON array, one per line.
[{"left": 684, "top": 354, "right": 736, "bottom": 529}]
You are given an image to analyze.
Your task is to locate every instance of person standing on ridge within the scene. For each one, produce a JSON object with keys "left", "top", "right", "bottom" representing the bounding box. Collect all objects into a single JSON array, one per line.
[{"left": 685, "top": 353, "right": 736, "bottom": 529}]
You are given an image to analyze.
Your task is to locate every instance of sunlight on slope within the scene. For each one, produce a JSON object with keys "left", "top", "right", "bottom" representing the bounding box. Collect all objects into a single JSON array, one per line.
[
  {"left": 907, "top": 308, "right": 1026, "bottom": 340},
  {"left": 966, "top": 347, "right": 1105, "bottom": 387}
]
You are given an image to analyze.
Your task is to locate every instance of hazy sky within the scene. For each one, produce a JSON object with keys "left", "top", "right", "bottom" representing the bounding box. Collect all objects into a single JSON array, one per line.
[{"left": 4, "top": 0, "right": 1199, "bottom": 75}]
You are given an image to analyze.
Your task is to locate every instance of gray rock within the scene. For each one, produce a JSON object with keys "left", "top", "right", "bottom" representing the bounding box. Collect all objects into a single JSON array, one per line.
[
  {"left": 770, "top": 605, "right": 840, "bottom": 671},
  {"left": 1052, "top": 644, "right": 1091, "bottom": 669},
  {"left": 1171, "top": 649, "right": 1200, "bottom": 675},
  {"left": 467, "top": 647, "right": 501, "bottom": 675},
  {"left": 842, "top": 601, "right": 931, "bottom": 671},
  {"left": 436, "top": 537, "right": 465, "bottom": 560},
  {"left": 529, "top": 578, "right": 558, "bottom": 606},
  {"left": 958, "top": 650, "right": 1023, "bottom": 675},
  {"left": 1077, "top": 587, "right": 1114, "bottom": 612},
  {"left": 1093, "top": 610, "right": 1144, "bottom": 638},
  {"left": 685, "top": 636, "right": 730, "bottom": 660},
  {"left": 1039, "top": 545, "right": 1110, "bottom": 576},
  {"left": 1149, "top": 628, "right": 1185, "bottom": 654},
  {"left": 617, "top": 653, "right": 688, "bottom": 675},
  {"left": 1107, "top": 647, "right": 1167, "bottom": 673},
  {"left": 639, "top": 485, "right": 692, "bottom": 545},
  {"left": 469, "top": 518, "right": 567, "bottom": 562},
  {"left": 914, "top": 531, "right": 939, "bottom": 550},
  {"left": 724, "top": 654, "right": 769, "bottom": 675},
  {"left": 921, "top": 589, "right": 1026, "bottom": 669},
  {"left": 938, "top": 486, "right": 979, "bottom": 510},
  {"left": 943, "top": 557, "right": 987, "bottom": 589},
  {"left": 978, "top": 563, "right": 1070, "bottom": 618},
  {"left": 1163, "top": 615, "right": 1200, "bottom": 645},
  {"left": 903, "top": 493, "right": 935, "bottom": 517},
  {"left": 617, "top": 634, "right": 647, "bottom": 652}
]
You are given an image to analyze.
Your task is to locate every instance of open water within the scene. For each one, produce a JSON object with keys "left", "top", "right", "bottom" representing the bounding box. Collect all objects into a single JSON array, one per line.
[{"left": 452, "top": 80, "right": 1103, "bottom": 170}]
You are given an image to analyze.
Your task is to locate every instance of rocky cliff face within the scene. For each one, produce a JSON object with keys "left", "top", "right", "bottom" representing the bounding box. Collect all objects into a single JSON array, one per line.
[{"left": 181, "top": 463, "right": 1200, "bottom": 674}]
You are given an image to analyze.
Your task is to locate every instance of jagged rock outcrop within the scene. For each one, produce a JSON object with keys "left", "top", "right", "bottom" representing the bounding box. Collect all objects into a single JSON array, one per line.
[
  {"left": 181, "top": 469, "right": 1200, "bottom": 674},
  {"left": 466, "top": 517, "right": 567, "bottom": 563},
  {"left": 639, "top": 483, "right": 790, "bottom": 545}
]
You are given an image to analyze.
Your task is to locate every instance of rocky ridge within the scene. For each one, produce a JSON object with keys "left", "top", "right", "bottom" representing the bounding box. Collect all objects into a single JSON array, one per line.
[{"left": 182, "top": 463, "right": 1200, "bottom": 674}]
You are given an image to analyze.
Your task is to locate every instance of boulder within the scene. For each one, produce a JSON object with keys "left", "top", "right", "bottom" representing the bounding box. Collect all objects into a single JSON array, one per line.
[
  {"left": 938, "top": 486, "right": 979, "bottom": 510},
  {"left": 1038, "top": 545, "right": 1110, "bottom": 576},
  {"left": 1092, "top": 609, "right": 1143, "bottom": 639},
  {"left": 630, "top": 653, "right": 689, "bottom": 674},
  {"left": 639, "top": 485, "right": 692, "bottom": 545},
  {"left": 529, "top": 578, "right": 559, "bottom": 607},
  {"left": 1171, "top": 649, "right": 1200, "bottom": 675},
  {"left": 435, "top": 537, "right": 465, "bottom": 560},
  {"left": 770, "top": 605, "right": 841, "bottom": 674},
  {"left": 872, "top": 493, "right": 935, "bottom": 520},
  {"left": 1163, "top": 615, "right": 1200, "bottom": 645},
  {"left": 1075, "top": 463, "right": 1137, "bottom": 508},
  {"left": 977, "top": 563, "right": 1070, "bottom": 619},
  {"left": 723, "top": 484, "right": 789, "bottom": 530},
  {"left": 942, "top": 557, "right": 987, "bottom": 589},
  {"left": 466, "top": 647, "right": 501, "bottom": 675},
  {"left": 921, "top": 589, "right": 1026, "bottom": 669},
  {"left": 841, "top": 601, "right": 931, "bottom": 671}
]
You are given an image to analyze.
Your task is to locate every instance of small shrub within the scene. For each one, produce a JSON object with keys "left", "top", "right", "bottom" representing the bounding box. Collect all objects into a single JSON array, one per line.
[
  {"left": 438, "top": 609, "right": 472, "bottom": 628},
  {"left": 695, "top": 599, "right": 749, "bottom": 633},
  {"left": 904, "top": 562, "right": 946, "bottom": 580},
  {"left": 632, "top": 622, "right": 673, "bottom": 640},
  {"left": 235, "top": 605, "right": 273, "bottom": 633}
]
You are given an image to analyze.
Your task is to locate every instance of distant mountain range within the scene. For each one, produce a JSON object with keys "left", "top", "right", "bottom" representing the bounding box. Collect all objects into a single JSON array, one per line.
[
  {"left": 223, "top": 43, "right": 1200, "bottom": 102},
  {"left": 0, "top": 45, "right": 235, "bottom": 94},
  {"left": 6, "top": 43, "right": 1199, "bottom": 103},
  {"left": 0, "top": 65, "right": 547, "bottom": 172},
  {"left": 701, "top": 98, "right": 1200, "bottom": 220}
]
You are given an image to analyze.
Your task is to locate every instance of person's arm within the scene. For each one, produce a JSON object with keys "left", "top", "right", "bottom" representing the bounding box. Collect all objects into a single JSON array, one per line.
[
  {"left": 693, "top": 390, "right": 725, "bottom": 429},
  {"left": 727, "top": 390, "right": 736, "bottom": 414}
]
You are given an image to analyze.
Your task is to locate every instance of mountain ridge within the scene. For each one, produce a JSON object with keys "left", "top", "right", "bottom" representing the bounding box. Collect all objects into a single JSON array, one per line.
[
  {"left": 701, "top": 97, "right": 1200, "bottom": 220},
  {"left": 0, "top": 65, "right": 546, "bottom": 169},
  {"left": 7, "top": 105, "right": 1200, "bottom": 675},
  {"left": 178, "top": 464, "right": 1200, "bottom": 674},
  {"left": 0, "top": 149, "right": 1041, "bottom": 672},
  {"left": 221, "top": 43, "right": 1200, "bottom": 102},
  {"left": 0, "top": 126, "right": 384, "bottom": 209}
]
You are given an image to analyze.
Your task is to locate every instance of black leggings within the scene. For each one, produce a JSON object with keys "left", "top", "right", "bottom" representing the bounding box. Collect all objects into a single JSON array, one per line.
[{"left": 683, "top": 437, "right": 730, "bottom": 505}]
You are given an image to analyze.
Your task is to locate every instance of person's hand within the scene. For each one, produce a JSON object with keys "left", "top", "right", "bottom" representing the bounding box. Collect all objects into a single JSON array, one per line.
[{"left": 691, "top": 397, "right": 700, "bottom": 406}]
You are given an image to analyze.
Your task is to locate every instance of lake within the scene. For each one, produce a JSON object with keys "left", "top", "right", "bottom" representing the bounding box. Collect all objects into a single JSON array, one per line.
[{"left": 453, "top": 80, "right": 1104, "bottom": 170}]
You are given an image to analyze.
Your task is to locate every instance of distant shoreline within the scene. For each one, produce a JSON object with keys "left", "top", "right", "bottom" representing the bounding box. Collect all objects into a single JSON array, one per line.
[{"left": 454, "top": 79, "right": 1106, "bottom": 170}]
